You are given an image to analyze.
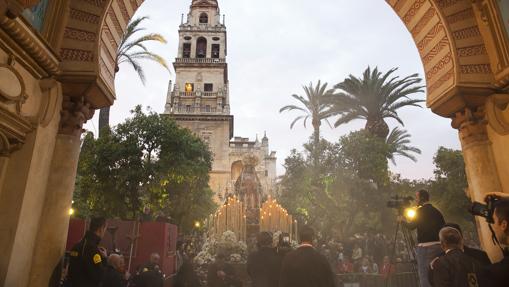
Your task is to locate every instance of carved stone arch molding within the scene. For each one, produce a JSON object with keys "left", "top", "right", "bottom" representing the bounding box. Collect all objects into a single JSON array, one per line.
[
  {"left": 387, "top": 0, "right": 495, "bottom": 117},
  {"left": 58, "top": 0, "right": 144, "bottom": 112}
]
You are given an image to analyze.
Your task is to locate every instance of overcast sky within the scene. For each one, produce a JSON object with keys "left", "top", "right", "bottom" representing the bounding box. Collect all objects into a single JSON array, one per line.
[{"left": 85, "top": 0, "right": 461, "bottom": 180}]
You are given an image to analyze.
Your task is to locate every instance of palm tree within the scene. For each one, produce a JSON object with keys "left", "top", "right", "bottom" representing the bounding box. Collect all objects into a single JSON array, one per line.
[
  {"left": 280, "top": 81, "right": 332, "bottom": 166},
  {"left": 99, "top": 16, "right": 169, "bottom": 136},
  {"left": 386, "top": 127, "right": 421, "bottom": 165},
  {"left": 328, "top": 67, "right": 424, "bottom": 139}
]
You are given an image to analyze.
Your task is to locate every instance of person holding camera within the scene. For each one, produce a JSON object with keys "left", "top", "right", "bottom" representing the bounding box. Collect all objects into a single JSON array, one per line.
[
  {"left": 401, "top": 189, "right": 445, "bottom": 287},
  {"left": 480, "top": 192, "right": 509, "bottom": 287}
]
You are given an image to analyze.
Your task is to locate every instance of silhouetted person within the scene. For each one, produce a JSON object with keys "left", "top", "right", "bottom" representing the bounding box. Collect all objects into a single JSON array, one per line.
[
  {"left": 402, "top": 189, "right": 445, "bottom": 287},
  {"left": 174, "top": 241, "right": 201, "bottom": 287},
  {"left": 102, "top": 254, "right": 128, "bottom": 287},
  {"left": 67, "top": 217, "right": 108, "bottom": 287},
  {"left": 247, "top": 232, "right": 280, "bottom": 287},
  {"left": 132, "top": 253, "right": 164, "bottom": 287},
  {"left": 430, "top": 227, "right": 484, "bottom": 287},
  {"left": 481, "top": 194, "right": 509, "bottom": 287},
  {"left": 279, "top": 226, "right": 335, "bottom": 287},
  {"left": 207, "top": 253, "right": 241, "bottom": 287}
]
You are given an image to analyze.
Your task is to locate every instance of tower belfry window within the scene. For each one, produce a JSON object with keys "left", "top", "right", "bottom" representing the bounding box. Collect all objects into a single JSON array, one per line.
[
  {"left": 196, "top": 37, "right": 207, "bottom": 58},
  {"left": 183, "top": 43, "right": 191, "bottom": 58},
  {"left": 199, "top": 13, "right": 208, "bottom": 24},
  {"left": 212, "top": 44, "right": 220, "bottom": 58}
]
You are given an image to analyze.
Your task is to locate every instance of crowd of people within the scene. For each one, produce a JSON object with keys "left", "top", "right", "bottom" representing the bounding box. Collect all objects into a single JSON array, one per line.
[
  {"left": 63, "top": 217, "right": 166, "bottom": 287},
  {"left": 314, "top": 232, "right": 399, "bottom": 277},
  {"left": 62, "top": 189, "right": 509, "bottom": 287}
]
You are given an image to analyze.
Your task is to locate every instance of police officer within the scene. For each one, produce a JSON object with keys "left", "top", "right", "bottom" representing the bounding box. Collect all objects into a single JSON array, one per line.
[{"left": 67, "top": 217, "right": 108, "bottom": 287}]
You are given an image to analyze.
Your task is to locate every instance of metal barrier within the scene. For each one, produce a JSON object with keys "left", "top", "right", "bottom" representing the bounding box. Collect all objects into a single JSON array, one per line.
[{"left": 336, "top": 272, "right": 418, "bottom": 287}]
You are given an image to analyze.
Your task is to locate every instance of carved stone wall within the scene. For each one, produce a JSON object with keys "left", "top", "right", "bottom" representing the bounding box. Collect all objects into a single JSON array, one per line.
[
  {"left": 58, "top": 0, "right": 144, "bottom": 110},
  {"left": 387, "top": 0, "right": 495, "bottom": 116}
]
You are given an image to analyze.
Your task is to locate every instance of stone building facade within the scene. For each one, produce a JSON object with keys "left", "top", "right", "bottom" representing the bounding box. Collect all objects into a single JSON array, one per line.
[
  {"left": 1, "top": 0, "right": 509, "bottom": 286},
  {"left": 164, "top": 0, "right": 277, "bottom": 202}
]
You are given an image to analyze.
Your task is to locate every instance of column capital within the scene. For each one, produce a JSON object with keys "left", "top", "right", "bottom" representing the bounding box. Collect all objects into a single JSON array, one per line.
[
  {"left": 59, "top": 95, "right": 94, "bottom": 136},
  {"left": 452, "top": 107, "right": 489, "bottom": 149}
]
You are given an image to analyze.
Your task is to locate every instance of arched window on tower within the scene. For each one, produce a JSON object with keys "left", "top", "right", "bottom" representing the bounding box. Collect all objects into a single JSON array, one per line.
[
  {"left": 212, "top": 44, "right": 220, "bottom": 58},
  {"left": 199, "top": 13, "right": 208, "bottom": 24},
  {"left": 196, "top": 37, "right": 207, "bottom": 58}
]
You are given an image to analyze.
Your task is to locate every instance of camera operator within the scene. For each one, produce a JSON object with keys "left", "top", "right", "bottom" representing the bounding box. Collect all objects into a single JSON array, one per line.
[
  {"left": 481, "top": 193, "right": 509, "bottom": 287},
  {"left": 401, "top": 189, "right": 445, "bottom": 287}
]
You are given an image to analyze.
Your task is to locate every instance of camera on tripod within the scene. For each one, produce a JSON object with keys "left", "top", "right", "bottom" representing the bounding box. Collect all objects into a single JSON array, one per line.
[
  {"left": 469, "top": 195, "right": 500, "bottom": 224},
  {"left": 387, "top": 195, "right": 414, "bottom": 213}
]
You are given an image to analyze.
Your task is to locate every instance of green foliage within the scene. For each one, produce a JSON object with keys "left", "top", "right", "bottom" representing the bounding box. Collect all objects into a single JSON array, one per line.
[
  {"left": 279, "top": 131, "right": 391, "bottom": 238},
  {"left": 74, "top": 106, "right": 216, "bottom": 232},
  {"left": 280, "top": 81, "right": 333, "bottom": 166},
  {"left": 429, "top": 147, "right": 473, "bottom": 230},
  {"left": 279, "top": 137, "right": 473, "bottom": 239},
  {"left": 99, "top": 16, "right": 169, "bottom": 135},
  {"left": 327, "top": 67, "right": 424, "bottom": 138},
  {"left": 386, "top": 127, "right": 422, "bottom": 165},
  {"left": 116, "top": 16, "right": 169, "bottom": 84}
]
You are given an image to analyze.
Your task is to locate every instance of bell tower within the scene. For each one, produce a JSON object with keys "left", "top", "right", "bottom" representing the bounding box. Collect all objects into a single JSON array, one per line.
[{"left": 165, "top": 0, "right": 233, "bottom": 201}]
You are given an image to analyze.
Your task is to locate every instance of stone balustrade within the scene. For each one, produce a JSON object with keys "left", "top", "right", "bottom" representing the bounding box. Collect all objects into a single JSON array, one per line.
[{"left": 175, "top": 57, "right": 226, "bottom": 64}]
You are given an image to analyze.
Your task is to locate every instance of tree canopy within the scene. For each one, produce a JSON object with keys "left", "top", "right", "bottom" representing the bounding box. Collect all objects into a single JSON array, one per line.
[{"left": 74, "top": 106, "right": 216, "bottom": 232}]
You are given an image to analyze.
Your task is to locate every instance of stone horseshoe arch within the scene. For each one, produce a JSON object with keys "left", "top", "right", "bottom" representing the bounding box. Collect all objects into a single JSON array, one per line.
[
  {"left": 62, "top": 0, "right": 497, "bottom": 118},
  {"left": 2, "top": 1, "right": 509, "bottom": 286}
]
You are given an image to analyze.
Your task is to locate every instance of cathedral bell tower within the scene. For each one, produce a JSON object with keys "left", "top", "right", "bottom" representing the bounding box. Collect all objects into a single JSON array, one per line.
[{"left": 165, "top": 0, "right": 233, "bottom": 201}]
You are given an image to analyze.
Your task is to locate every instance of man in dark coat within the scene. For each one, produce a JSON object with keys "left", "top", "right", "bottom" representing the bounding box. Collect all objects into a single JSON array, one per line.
[
  {"left": 132, "top": 253, "right": 164, "bottom": 287},
  {"left": 207, "top": 253, "right": 241, "bottom": 287},
  {"left": 247, "top": 232, "right": 280, "bottom": 287},
  {"left": 67, "top": 217, "right": 108, "bottom": 287},
  {"left": 430, "top": 227, "right": 483, "bottom": 287},
  {"left": 101, "top": 254, "right": 128, "bottom": 287},
  {"left": 174, "top": 241, "right": 201, "bottom": 287},
  {"left": 481, "top": 194, "right": 509, "bottom": 287},
  {"left": 402, "top": 189, "right": 445, "bottom": 287},
  {"left": 279, "top": 226, "right": 335, "bottom": 287}
]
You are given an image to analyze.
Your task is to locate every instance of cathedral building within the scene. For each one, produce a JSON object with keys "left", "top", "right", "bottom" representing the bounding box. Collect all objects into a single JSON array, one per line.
[{"left": 164, "top": 0, "right": 277, "bottom": 202}]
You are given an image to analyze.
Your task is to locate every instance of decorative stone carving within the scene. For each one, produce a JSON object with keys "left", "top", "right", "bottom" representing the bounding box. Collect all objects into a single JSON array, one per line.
[
  {"left": 59, "top": 95, "right": 94, "bottom": 136},
  {"left": 452, "top": 107, "right": 489, "bottom": 148},
  {"left": 0, "top": 57, "right": 26, "bottom": 113},
  {"left": 0, "top": 15, "right": 59, "bottom": 76},
  {"left": 486, "top": 94, "right": 509, "bottom": 135}
]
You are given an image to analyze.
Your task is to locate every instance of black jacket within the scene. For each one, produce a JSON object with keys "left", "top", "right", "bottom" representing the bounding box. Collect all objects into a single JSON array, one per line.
[
  {"left": 174, "top": 255, "right": 201, "bottom": 287},
  {"left": 247, "top": 247, "right": 280, "bottom": 287},
  {"left": 279, "top": 245, "right": 335, "bottom": 287},
  {"left": 482, "top": 255, "right": 509, "bottom": 287},
  {"left": 431, "top": 249, "right": 483, "bottom": 287},
  {"left": 101, "top": 265, "right": 127, "bottom": 287},
  {"left": 132, "top": 263, "right": 164, "bottom": 287},
  {"left": 67, "top": 231, "right": 106, "bottom": 287},
  {"left": 405, "top": 203, "right": 445, "bottom": 243},
  {"left": 207, "top": 261, "right": 241, "bottom": 287}
]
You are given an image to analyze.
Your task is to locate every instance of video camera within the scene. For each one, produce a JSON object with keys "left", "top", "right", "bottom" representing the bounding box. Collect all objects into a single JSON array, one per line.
[
  {"left": 387, "top": 195, "right": 414, "bottom": 212},
  {"left": 469, "top": 195, "right": 501, "bottom": 224}
]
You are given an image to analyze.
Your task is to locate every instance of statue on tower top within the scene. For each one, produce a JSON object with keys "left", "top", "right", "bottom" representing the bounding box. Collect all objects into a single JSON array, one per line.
[{"left": 191, "top": 0, "right": 218, "bottom": 8}]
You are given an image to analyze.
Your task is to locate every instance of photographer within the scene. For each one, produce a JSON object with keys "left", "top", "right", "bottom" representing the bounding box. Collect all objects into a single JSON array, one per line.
[
  {"left": 401, "top": 189, "right": 445, "bottom": 287},
  {"left": 481, "top": 193, "right": 509, "bottom": 287}
]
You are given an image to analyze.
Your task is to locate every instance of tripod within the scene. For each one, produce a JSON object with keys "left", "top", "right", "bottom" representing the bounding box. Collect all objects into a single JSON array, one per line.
[{"left": 385, "top": 213, "right": 418, "bottom": 287}]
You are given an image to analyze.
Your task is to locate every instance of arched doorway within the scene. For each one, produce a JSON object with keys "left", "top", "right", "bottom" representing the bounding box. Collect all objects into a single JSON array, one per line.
[{"left": 0, "top": 1, "right": 508, "bottom": 286}]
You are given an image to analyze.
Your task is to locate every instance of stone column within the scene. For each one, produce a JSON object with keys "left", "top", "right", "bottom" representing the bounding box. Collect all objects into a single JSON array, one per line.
[
  {"left": 453, "top": 107, "right": 505, "bottom": 262},
  {"left": 28, "top": 95, "right": 94, "bottom": 287}
]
